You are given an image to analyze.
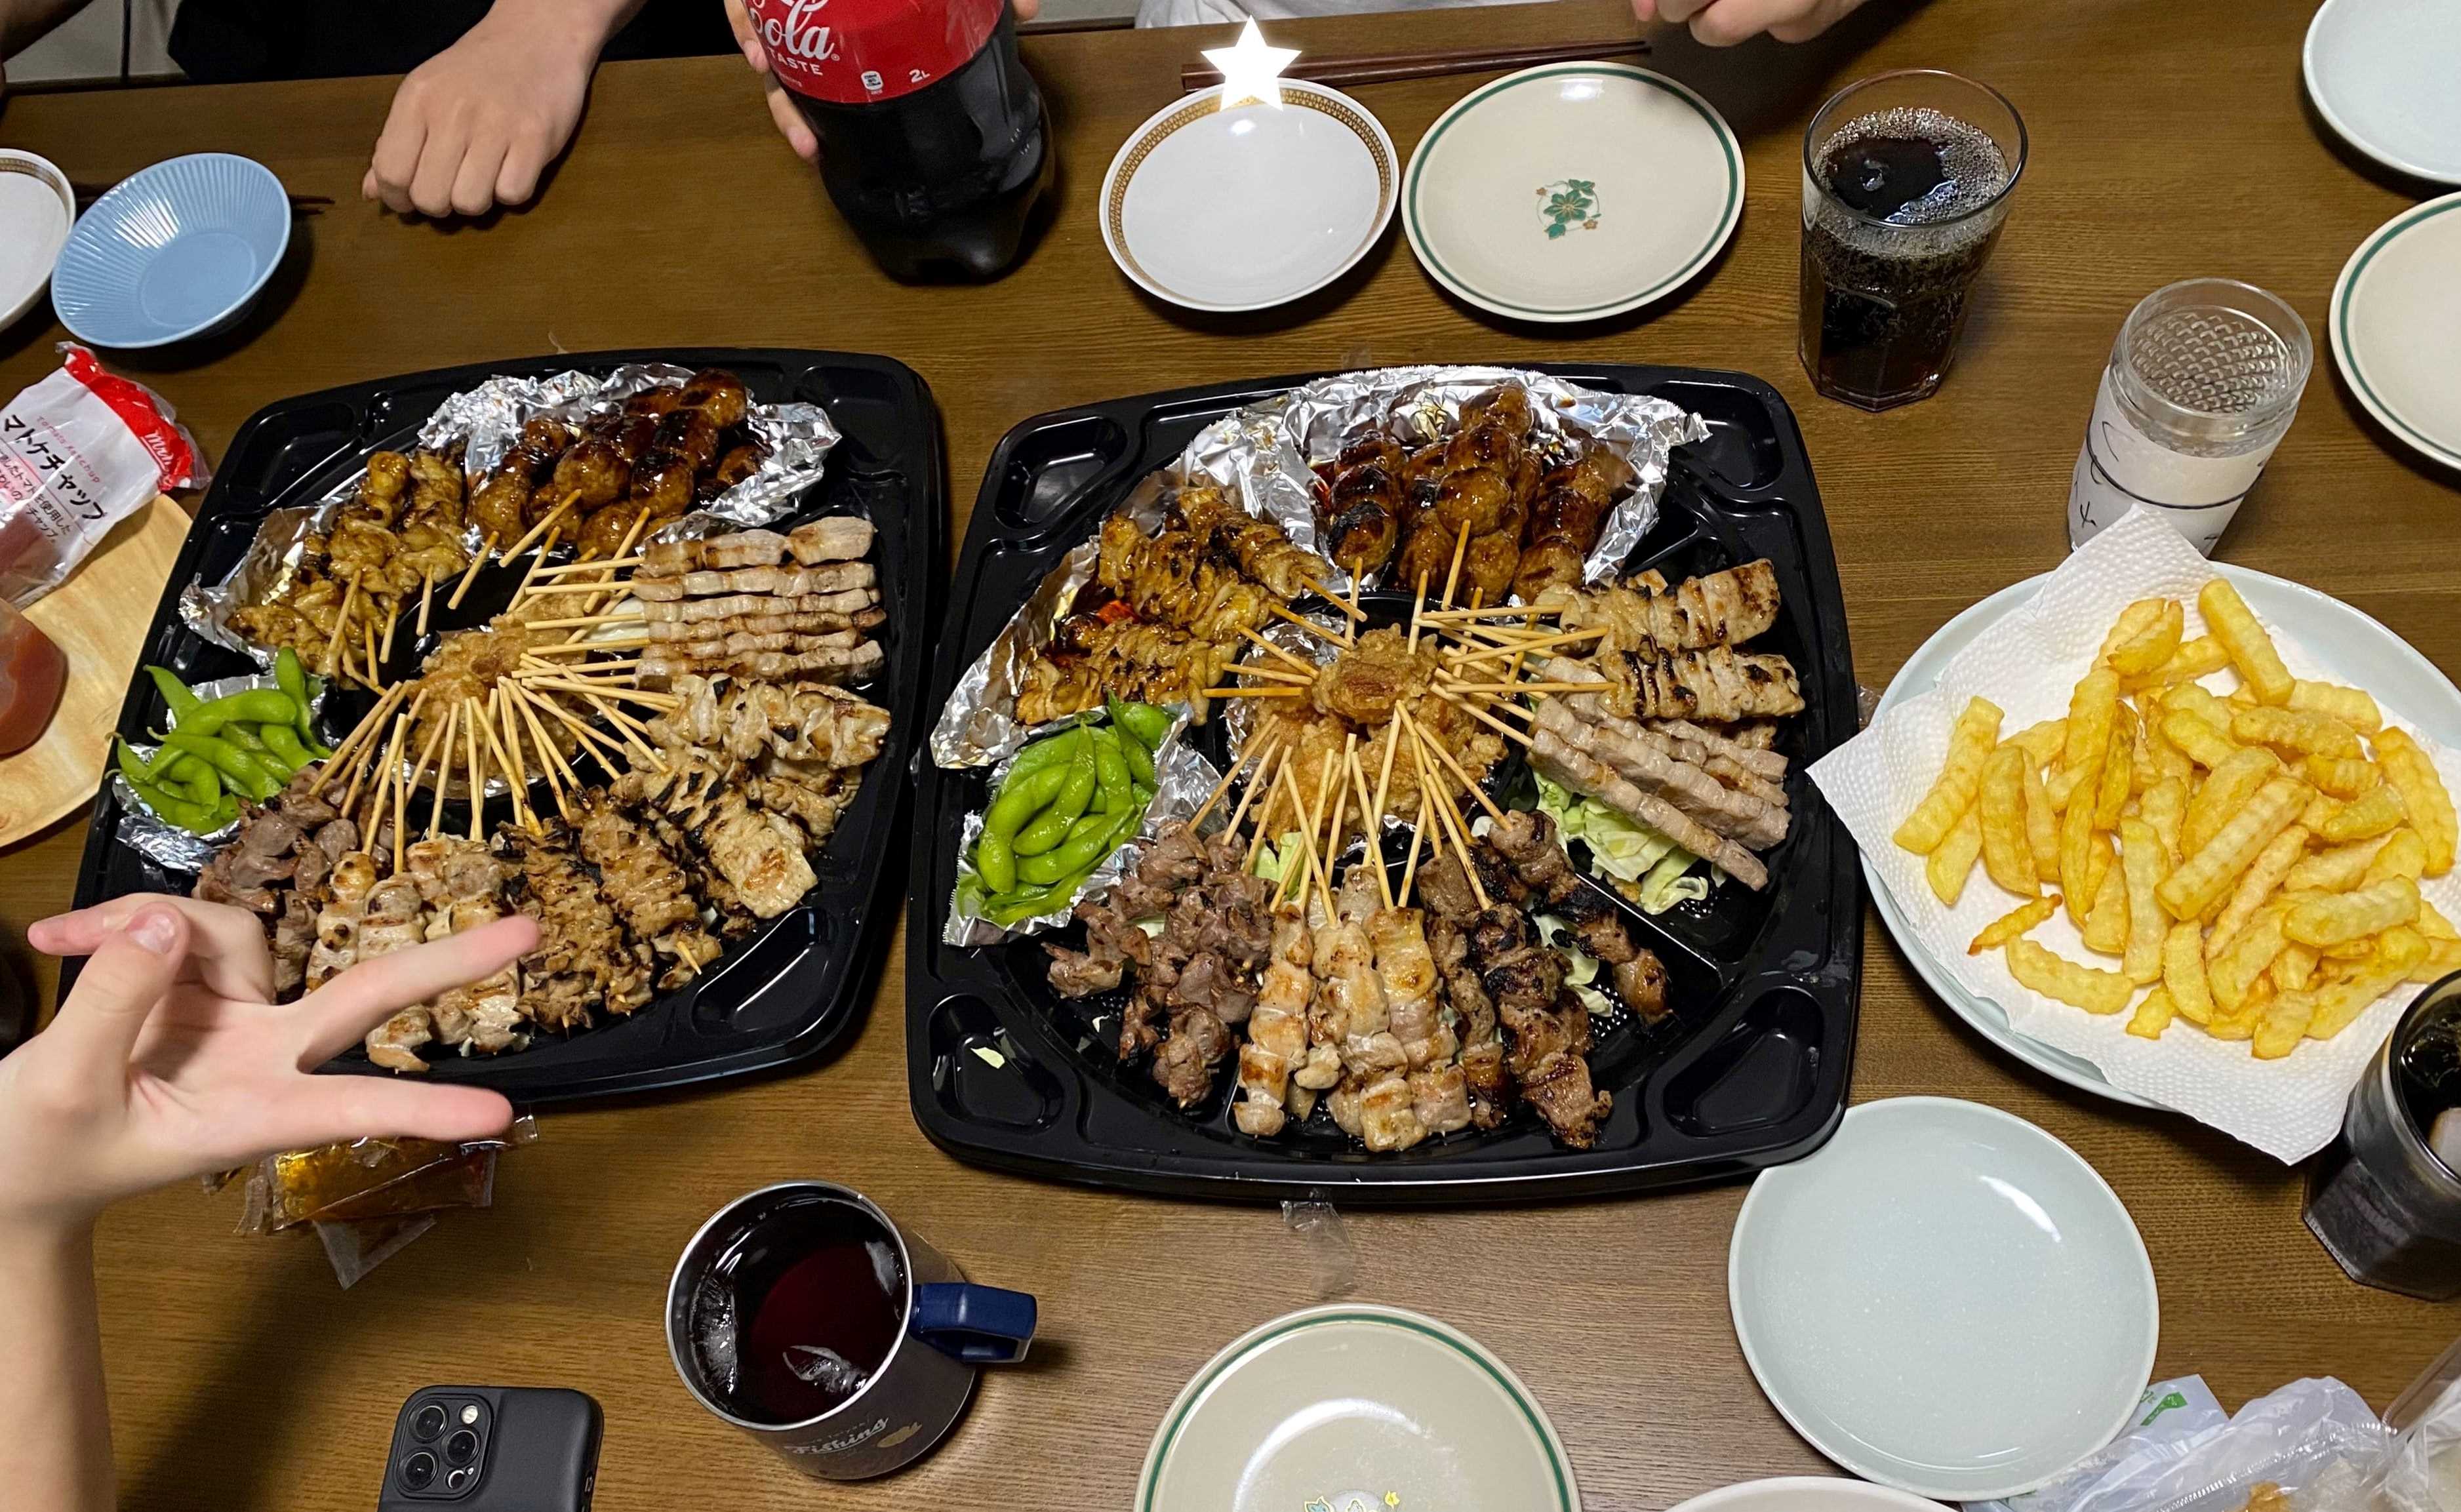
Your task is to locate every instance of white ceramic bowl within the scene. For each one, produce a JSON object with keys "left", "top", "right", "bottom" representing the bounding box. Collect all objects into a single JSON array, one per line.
[
  {"left": 0, "top": 149, "right": 75, "bottom": 330},
  {"left": 1403, "top": 62, "right": 1742, "bottom": 323},
  {"left": 1101, "top": 81, "right": 1397, "bottom": 314},
  {"left": 1666, "top": 1476, "right": 1951, "bottom": 1512},
  {"left": 2331, "top": 191, "right": 2461, "bottom": 474},
  {"left": 1138, "top": 1303, "right": 1580, "bottom": 1512},
  {"left": 2304, "top": 0, "right": 2461, "bottom": 186},
  {"left": 1729, "top": 1098, "right": 2159, "bottom": 1501}
]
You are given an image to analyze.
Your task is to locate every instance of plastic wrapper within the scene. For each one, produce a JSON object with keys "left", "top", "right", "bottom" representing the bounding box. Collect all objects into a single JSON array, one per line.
[
  {"left": 111, "top": 669, "right": 331, "bottom": 870},
  {"left": 180, "top": 364, "right": 839, "bottom": 663},
  {"left": 316, "top": 1213, "right": 439, "bottom": 1290},
  {"left": 942, "top": 705, "right": 1214, "bottom": 946},
  {"left": 237, "top": 1113, "right": 537, "bottom": 1235},
  {"left": 2376, "top": 1336, "right": 2461, "bottom": 1512},
  {"left": 0, "top": 344, "right": 208, "bottom": 607},
  {"left": 929, "top": 365, "right": 1706, "bottom": 771},
  {"left": 1967, "top": 1376, "right": 2390, "bottom": 1512},
  {"left": 1283, "top": 1201, "right": 1357, "bottom": 1300}
]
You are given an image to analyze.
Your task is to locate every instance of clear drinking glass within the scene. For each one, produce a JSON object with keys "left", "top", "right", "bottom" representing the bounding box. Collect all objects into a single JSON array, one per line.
[
  {"left": 2304, "top": 971, "right": 2461, "bottom": 1301},
  {"left": 2068, "top": 278, "right": 2313, "bottom": 555},
  {"left": 1799, "top": 70, "right": 2028, "bottom": 410}
]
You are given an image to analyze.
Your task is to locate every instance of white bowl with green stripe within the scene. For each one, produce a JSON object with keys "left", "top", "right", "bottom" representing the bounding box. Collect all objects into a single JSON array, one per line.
[
  {"left": 1137, "top": 1303, "right": 1580, "bottom": 1512},
  {"left": 2331, "top": 191, "right": 2461, "bottom": 474},
  {"left": 1401, "top": 62, "right": 1743, "bottom": 323}
]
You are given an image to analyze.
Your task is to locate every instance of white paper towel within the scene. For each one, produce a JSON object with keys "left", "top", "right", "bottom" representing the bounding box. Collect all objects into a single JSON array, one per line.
[{"left": 1811, "top": 506, "right": 2461, "bottom": 1162}]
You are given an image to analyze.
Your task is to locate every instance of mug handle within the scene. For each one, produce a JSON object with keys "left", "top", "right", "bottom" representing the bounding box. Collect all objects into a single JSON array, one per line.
[{"left": 910, "top": 1283, "right": 1037, "bottom": 1364}]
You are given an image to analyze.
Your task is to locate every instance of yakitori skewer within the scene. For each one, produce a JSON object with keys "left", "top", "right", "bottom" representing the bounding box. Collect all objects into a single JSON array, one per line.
[{"left": 447, "top": 536, "right": 497, "bottom": 611}]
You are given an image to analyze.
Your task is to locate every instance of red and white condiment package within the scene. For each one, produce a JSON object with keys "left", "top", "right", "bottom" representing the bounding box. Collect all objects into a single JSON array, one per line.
[{"left": 0, "top": 344, "right": 207, "bottom": 606}]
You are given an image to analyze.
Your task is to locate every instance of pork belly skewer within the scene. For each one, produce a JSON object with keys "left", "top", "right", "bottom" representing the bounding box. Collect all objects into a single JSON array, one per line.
[
  {"left": 1524, "top": 715, "right": 1769, "bottom": 890},
  {"left": 1232, "top": 907, "right": 1316, "bottom": 1136},
  {"left": 1527, "top": 697, "right": 1788, "bottom": 850}
]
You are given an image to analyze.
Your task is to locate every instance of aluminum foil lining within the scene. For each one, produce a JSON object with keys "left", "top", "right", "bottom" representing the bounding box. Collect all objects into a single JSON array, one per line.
[
  {"left": 929, "top": 366, "right": 1705, "bottom": 770},
  {"left": 113, "top": 671, "right": 329, "bottom": 871},
  {"left": 1184, "top": 365, "right": 1706, "bottom": 593},
  {"left": 180, "top": 365, "right": 841, "bottom": 662},
  {"left": 942, "top": 707, "right": 1210, "bottom": 947}
]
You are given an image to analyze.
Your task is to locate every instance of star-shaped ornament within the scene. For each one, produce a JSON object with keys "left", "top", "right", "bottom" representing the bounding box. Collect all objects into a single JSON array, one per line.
[{"left": 1203, "top": 20, "right": 1300, "bottom": 108}]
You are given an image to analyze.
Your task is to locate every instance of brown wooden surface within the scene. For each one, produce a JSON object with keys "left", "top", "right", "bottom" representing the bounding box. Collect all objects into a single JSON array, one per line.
[{"left": 3, "top": 1, "right": 2459, "bottom": 1507}]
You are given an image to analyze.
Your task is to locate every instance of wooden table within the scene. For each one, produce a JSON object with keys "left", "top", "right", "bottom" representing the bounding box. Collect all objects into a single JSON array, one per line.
[{"left": 4, "top": 1, "right": 2458, "bottom": 1507}]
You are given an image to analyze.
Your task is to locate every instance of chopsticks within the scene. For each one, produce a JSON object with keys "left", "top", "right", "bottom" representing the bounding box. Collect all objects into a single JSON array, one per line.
[
  {"left": 71, "top": 180, "right": 330, "bottom": 214},
  {"left": 1180, "top": 36, "right": 1649, "bottom": 92}
]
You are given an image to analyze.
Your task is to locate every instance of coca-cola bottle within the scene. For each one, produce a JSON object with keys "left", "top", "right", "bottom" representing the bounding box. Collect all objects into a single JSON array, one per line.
[{"left": 746, "top": 0, "right": 1052, "bottom": 281}]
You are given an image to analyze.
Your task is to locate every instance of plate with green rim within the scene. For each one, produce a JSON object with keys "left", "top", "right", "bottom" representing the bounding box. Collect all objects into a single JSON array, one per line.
[
  {"left": 1137, "top": 1303, "right": 1580, "bottom": 1512},
  {"left": 2331, "top": 191, "right": 2461, "bottom": 474},
  {"left": 1401, "top": 62, "right": 1742, "bottom": 324}
]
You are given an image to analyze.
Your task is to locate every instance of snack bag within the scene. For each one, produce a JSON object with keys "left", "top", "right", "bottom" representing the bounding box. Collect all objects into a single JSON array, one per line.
[{"left": 0, "top": 344, "right": 208, "bottom": 606}]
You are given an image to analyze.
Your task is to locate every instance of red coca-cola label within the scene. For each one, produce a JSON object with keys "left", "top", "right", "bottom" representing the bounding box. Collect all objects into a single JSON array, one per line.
[{"left": 749, "top": 0, "right": 1002, "bottom": 104}]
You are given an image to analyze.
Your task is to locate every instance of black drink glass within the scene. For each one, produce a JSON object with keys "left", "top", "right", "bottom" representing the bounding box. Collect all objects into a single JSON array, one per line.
[{"left": 1799, "top": 70, "right": 2028, "bottom": 410}]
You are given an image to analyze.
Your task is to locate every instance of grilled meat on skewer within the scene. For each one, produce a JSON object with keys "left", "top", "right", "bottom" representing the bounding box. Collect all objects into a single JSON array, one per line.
[
  {"left": 630, "top": 560, "right": 875, "bottom": 601},
  {"left": 1511, "top": 445, "right": 1628, "bottom": 601},
  {"left": 1529, "top": 725, "right": 1770, "bottom": 891},
  {"left": 639, "top": 641, "right": 883, "bottom": 688},
  {"left": 644, "top": 607, "right": 885, "bottom": 643},
  {"left": 1320, "top": 437, "right": 1403, "bottom": 577},
  {"left": 1534, "top": 558, "right": 1786, "bottom": 654},
  {"left": 1485, "top": 810, "right": 1671, "bottom": 1021},
  {"left": 639, "top": 587, "right": 878, "bottom": 624},
  {"left": 1530, "top": 698, "right": 1790, "bottom": 852}
]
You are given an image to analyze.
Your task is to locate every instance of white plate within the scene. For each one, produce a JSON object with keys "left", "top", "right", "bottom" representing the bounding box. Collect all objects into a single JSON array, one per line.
[
  {"left": 1137, "top": 1303, "right": 1580, "bottom": 1512},
  {"left": 2304, "top": 0, "right": 2461, "bottom": 186},
  {"left": 1101, "top": 81, "right": 1396, "bottom": 314},
  {"left": 2331, "top": 192, "right": 2461, "bottom": 473},
  {"left": 1403, "top": 62, "right": 1742, "bottom": 323},
  {"left": 1871, "top": 562, "right": 2461, "bottom": 1107},
  {"left": 1668, "top": 1476, "right": 1950, "bottom": 1512},
  {"left": 0, "top": 149, "right": 74, "bottom": 329},
  {"left": 1730, "top": 1098, "right": 2159, "bottom": 1502}
]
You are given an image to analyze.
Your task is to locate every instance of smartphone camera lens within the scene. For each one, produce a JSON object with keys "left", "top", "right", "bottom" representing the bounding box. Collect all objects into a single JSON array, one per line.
[
  {"left": 410, "top": 1404, "right": 447, "bottom": 1442},
  {"left": 401, "top": 1452, "right": 437, "bottom": 1490},
  {"left": 443, "top": 1429, "right": 479, "bottom": 1468},
  {"left": 445, "top": 1467, "right": 473, "bottom": 1492}
]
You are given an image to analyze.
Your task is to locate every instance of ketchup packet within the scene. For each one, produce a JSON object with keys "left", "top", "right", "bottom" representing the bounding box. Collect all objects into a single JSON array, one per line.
[{"left": 0, "top": 344, "right": 208, "bottom": 607}]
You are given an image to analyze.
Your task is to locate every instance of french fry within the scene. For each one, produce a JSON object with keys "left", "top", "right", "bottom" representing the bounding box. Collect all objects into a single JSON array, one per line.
[
  {"left": 2207, "top": 824, "right": 2307, "bottom": 959},
  {"left": 2287, "top": 831, "right": 2397, "bottom": 894},
  {"left": 2127, "top": 984, "right": 2177, "bottom": 1039},
  {"left": 2083, "top": 853, "right": 2131, "bottom": 954},
  {"left": 1896, "top": 696, "right": 2003, "bottom": 853},
  {"left": 2007, "top": 938, "right": 2134, "bottom": 1015},
  {"left": 2253, "top": 989, "right": 2316, "bottom": 1059},
  {"left": 2200, "top": 578, "right": 2294, "bottom": 706},
  {"left": 2060, "top": 763, "right": 2104, "bottom": 927},
  {"left": 1980, "top": 745, "right": 2037, "bottom": 896},
  {"left": 2373, "top": 727, "right": 2456, "bottom": 875},
  {"left": 2366, "top": 828, "right": 2429, "bottom": 885},
  {"left": 2119, "top": 819, "right": 2167, "bottom": 984},
  {"left": 2207, "top": 984, "right": 2269, "bottom": 1041},
  {"left": 2308, "top": 928, "right": 2431, "bottom": 1039},
  {"left": 2098, "top": 599, "right": 2168, "bottom": 662},
  {"left": 2164, "top": 921, "right": 2214, "bottom": 1025},
  {"left": 2419, "top": 900, "right": 2458, "bottom": 942},
  {"left": 2022, "top": 759, "right": 2060, "bottom": 882},
  {"left": 2288, "top": 680, "right": 2382, "bottom": 734},
  {"left": 2209, "top": 908, "right": 2289, "bottom": 1011},
  {"left": 1928, "top": 807, "right": 1984, "bottom": 905},
  {"left": 2232, "top": 705, "right": 2366, "bottom": 761},
  {"left": 2094, "top": 707, "right": 2136, "bottom": 829},
  {"left": 2046, "top": 764, "right": 2091, "bottom": 813},
  {"left": 2107, "top": 599, "right": 2186, "bottom": 677},
  {"left": 2322, "top": 938, "right": 2378, "bottom": 961},
  {"left": 2141, "top": 776, "right": 2186, "bottom": 867},
  {"left": 2414, "top": 937, "right": 2461, "bottom": 984},
  {"left": 2160, "top": 776, "right": 2311, "bottom": 920},
  {"left": 2275, "top": 941, "right": 2319, "bottom": 992},
  {"left": 2304, "top": 755, "right": 2381, "bottom": 799},
  {"left": 2064, "top": 669, "right": 2120, "bottom": 777},
  {"left": 2002, "top": 719, "right": 2067, "bottom": 766},
  {"left": 2129, "top": 707, "right": 2156, "bottom": 797},
  {"left": 2163, "top": 681, "right": 2233, "bottom": 729},
  {"left": 2085, "top": 833, "right": 2113, "bottom": 918},
  {"left": 2122, "top": 634, "right": 2232, "bottom": 694},
  {"left": 2144, "top": 706, "right": 2193, "bottom": 784},
  {"left": 2318, "top": 782, "right": 2407, "bottom": 843},
  {"left": 2298, "top": 791, "right": 2343, "bottom": 833},
  {"left": 2286, "top": 875, "right": 2420, "bottom": 947},
  {"left": 1971, "top": 894, "right": 2061, "bottom": 953},
  {"left": 2182, "top": 747, "right": 2283, "bottom": 859},
  {"left": 2161, "top": 710, "right": 2239, "bottom": 770}
]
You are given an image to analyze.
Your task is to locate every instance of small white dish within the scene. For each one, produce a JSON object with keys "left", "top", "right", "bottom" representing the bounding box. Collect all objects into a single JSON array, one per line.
[
  {"left": 0, "top": 149, "right": 75, "bottom": 330},
  {"left": 2304, "top": 0, "right": 2461, "bottom": 186},
  {"left": 1137, "top": 1303, "right": 1579, "bottom": 1512},
  {"left": 1403, "top": 62, "right": 1742, "bottom": 323},
  {"left": 2331, "top": 192, "right": 2461, "bottom": 473},
  {"left": 1667, "top": 1476, "right": 1950, "bottom": 1512},
  {"left": 1101, "top": 81, "right": 1396, "bottom": 314},
  {"left": 1870, "top": 561, "right": 2461, "bottom": 1107},
  {"left": 1729, "top": 1098, "right": 2159, "bottom": 1501}
]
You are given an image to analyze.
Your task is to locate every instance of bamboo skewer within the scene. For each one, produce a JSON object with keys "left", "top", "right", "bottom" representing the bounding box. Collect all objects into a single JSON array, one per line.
[
  {"left": 1407, "top": 568, "right": 1433, "bottom": 656},
  {"left": 510, "top": 578, "right": 650, "bottom": 597},
  {"left": 462, "top": 698, "right": 486, "bottom": 843},
  {"left": 320, "top": 579, "right": 361, "bottom": 675},
  {"left": 1299, "top": 576, "right": 1366, "bottom": 619},
  {"left": 525, "top": 636, "right": 649, "bottom": 656},
  {"left": 1321, "top": 736, "right": 1354, "bottom": 913},
  {"left": 1440, "top": 681, "right": 1599, "bottom": 695},
  {"left": 1408, "top": 706, "right": 1506, "bottom": 823},
  {"left": 1369, "top": 713, "right": 1402, "bottom": 846},
  {"left": 1230, "top": 662, "right": 1313, "bottom": 685},
  {"left": 1199, "top": 685, "right": 1303, "bottom": 700},
  {"left": 1238, "top": 627, "right": 1319, "bottom": 675},
  {"left": 1443, "top": 627, "right": 1607, "bottom": 665},
  {"left": 404, "top": 703, "right": 452, "bottom": 806},
  {"left": 510, "top": 680, "right": 581, "bottom": 789},
  {"left": 1191, "top": 729, "right": 1272, "bottom": 828},
  {"left": 380, "top": 601, "right": 401, "bottom": 663},
  {"left": 534, "top": 692, "right": 630, "bottom": 774},
  {"left": 1415, "top": 603, "right": 1567, "bottom": 623},
  {"left": 508, "top": 684, "right": 574, "bottom": 822},
  {"left": 1441, "top": 523, "right": 1470, "bottom": 608},
  {"left": 447, "top": 536, "right": 497, "bottom": 610},
  {"left": 527, "top": 554, "right": 641, "bottom": 578},
  {"left": 1411, "top": 729, "right": 1488, "bottom": 911},
  {"left": 1267, "top": 603, "right": 1348, "bottom": 646},
  {"left": 582, "top": 692, "right": 664, "bottom": 770},
  {"left": 478, "top": 688, "right": 533, "bottom": 833},
  {"left": 525, "top": 677, "right": 676, "bottom": 709},
  {"left": 363, "top": 619, "right": 381, "bottom": 688},
  {"left": 521, "top": 610, "right": 645, "bottom": 632},
  {"left": 1224, "top": 734, "right": 1281, "bottom": 838},
  {"left": 392, "top": 736, "right": 409, "bottom": 873},
  {"left": 504, "top": 527, "right": 565, "bottom": 612},
  {"left": 1398, "top": 790, "right": 1431, "bottom": 908},
  {"left": 416, "top": 571, "right": 437, "bottom": 637},
  {"left": 1346, "top": 740, "right": 1391, "bottom": 910},
  {"left": 427, "top": 702, "right": 460, "bottom": 837},
  {"left": 1303, "top": 751, "right": 1339, "bottom": 919},
  {"left": 504, "top": 490, "right": 582, "bottom": 560},
  {"left": 323, "top": 682, "right": 405, "bottom": 778},
  {"left": 1249, "top": 750, "right": 1296, "bottom": 871},
  {"left": 563, "top": 513, "right": 652, "bottom": 644},
  {"left": 1429, "top": 684, "right": 1535, "bottom": 748}
]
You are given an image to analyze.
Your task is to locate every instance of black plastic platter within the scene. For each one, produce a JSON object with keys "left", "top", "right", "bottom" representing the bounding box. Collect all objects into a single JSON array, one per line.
[
  {"left": 906, "top": 365, "right": 1860, "bottom": 1204},
  {"left": 68, "top": 348, "right": 942, "bottom": 1104}
]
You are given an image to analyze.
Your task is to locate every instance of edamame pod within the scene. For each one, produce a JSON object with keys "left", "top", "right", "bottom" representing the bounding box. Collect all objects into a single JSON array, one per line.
[
  {"left": 126, "top": 776, "right": 222, "bottom": 835},
  {"left": 1116, "top": 700, "right": 1172, "bottom": 749},
  {"left": 1003, "top": 726, "right": 1087, "bottom": 782},
  {"left": 258, "top": 724, "right": 312, "bottom": 772},
  {"left": 181, "top": 688, "right": 306, "bottom": 738},
  {"left": 275, "top": 647, "right": 318, "bottom": 747},
  {"left": 1012, "top": 806, "right": 1071, "bottom": 857},
  {"left": 159, "top": 730, "right": 282, "bottom": 801},
  {"left": 113, "top": 738, "right": 156, "bottom": 789},
  {"left": 1091, "top": 730, "right": 1130, "bottom": 811},
  {"left": 976, "top": 826, "right": 1018, "bottom": 894},
  {"left": 984, "top": 763, "right": 1068, "bottom": 837},
  {"left": 146, "top": 666, "right": 202, "bottom": 723}
]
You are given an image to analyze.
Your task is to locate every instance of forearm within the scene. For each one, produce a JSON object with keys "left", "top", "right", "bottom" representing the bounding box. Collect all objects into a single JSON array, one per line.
[
  {"left": 483, "top": 0, "right": 649, "bottom": 52},
  {"left": 0, "top": 0, "right": 91, "bottom": 59},
  {"left": 0, "top": 1223, "right": 113, "bottom": 1512}
]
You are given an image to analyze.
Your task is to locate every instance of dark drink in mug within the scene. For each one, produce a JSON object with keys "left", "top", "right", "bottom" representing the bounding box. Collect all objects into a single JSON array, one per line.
[
  {"left": 1800, "top": 71, "right": 2027, "bottom": 410},
  {"left": 2305, "top": 971, "right": 2461, "bottom": 1300}
]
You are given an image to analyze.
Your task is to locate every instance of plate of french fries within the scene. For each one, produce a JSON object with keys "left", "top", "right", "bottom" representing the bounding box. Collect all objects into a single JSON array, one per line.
[{"left": 1812, "top": 507, "right": 2461, "bottom": 1161}]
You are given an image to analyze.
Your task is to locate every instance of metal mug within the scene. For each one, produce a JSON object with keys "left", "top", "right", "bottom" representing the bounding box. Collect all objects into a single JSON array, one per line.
[
  {"left": 665, "top": 1182, "right": 1038, "bottom": 1480},
  {"left": 2304, "top": 970, "right": 2461, "bottom": 1300}
]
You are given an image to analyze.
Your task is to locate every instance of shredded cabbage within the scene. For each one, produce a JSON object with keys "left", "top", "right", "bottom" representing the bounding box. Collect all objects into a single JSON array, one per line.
[
  {"left": 1532, "top": 774, "right": 1709, "bottom": 914},
  {"left": 1532, "top": 914, "right": 1614, "bottom": 1016}
]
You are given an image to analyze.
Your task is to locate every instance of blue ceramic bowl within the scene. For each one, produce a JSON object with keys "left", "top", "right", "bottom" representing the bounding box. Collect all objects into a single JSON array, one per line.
[{"left": 52, "top": 153, "right": 290, "bottom": 349}]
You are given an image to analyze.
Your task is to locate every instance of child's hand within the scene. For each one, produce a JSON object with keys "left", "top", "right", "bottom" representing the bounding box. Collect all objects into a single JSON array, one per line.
[
  {"left": 362, "top": 0, "right": 609, "bottom": 216},
  {"left": 1, "top": 896, "right": 529, "bottom": 1233},
  {"left": 1634, "top": 0, "right": 1866, "bottom": 46}
]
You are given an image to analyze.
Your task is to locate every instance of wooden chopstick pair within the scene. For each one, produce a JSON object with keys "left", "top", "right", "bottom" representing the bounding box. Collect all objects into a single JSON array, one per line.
[{"left": 1180, "top": 35, "right": 1649, "bottom": 93}]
